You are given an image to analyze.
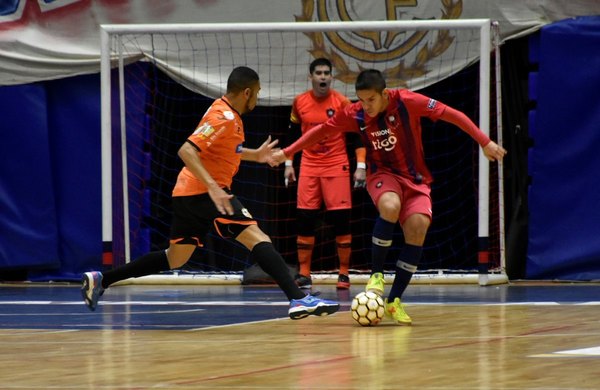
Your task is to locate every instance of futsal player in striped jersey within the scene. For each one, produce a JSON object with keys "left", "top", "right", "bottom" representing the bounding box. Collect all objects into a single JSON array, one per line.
[
  {"left": 272, "top": 69, "right": 506, "bottom": 325},
  {"left": 284, "top": 58, "right": 366, "bottom": 290},
  {"left": 81, "top": 66, "right": 339, "bottom": 320}
]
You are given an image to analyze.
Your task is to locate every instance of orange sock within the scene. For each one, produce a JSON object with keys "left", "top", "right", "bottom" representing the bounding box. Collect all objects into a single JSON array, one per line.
[
  {"left": 336, "top": 234, "right": 352, "bottom": 275},
  {"left": 297, "top": 236, "right": 315, "bottom": 277}
]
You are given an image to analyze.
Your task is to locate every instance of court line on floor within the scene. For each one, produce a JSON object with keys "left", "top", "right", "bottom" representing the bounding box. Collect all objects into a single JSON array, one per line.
[
  {"left": 530, "top": 346, "right": 600, "bottom": 358},
  {"left": 2, "top": 300, "right": 600, "bottom": 306}
]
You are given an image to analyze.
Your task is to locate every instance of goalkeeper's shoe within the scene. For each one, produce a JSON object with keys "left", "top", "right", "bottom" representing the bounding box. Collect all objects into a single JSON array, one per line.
[
  {"left": 294, "top": 274, "right": 312, "bottom": 289},
  {"left": 385, "top": 297, "right": 412, "bottom": 325},
  {"left": 336, "top": 274, "right": 350, "bottom": 289},
  {"left": 365, "top": 272, "right": 385, "bottom": 296},
  {"left": 81, "top": 271, "right": 104, "bottom": 311},
  {"left": 288, "top": 294, "right": 340, "bottom": 320}
]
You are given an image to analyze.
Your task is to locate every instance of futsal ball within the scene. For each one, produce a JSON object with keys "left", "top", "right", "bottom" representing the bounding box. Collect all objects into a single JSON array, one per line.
[{"left": 351, "top": 291, "right": 385, "bottom": 326}]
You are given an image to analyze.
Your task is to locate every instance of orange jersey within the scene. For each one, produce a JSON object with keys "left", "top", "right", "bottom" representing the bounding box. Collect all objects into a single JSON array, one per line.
[
  {"left": 172, "top": 97, "right": 244, "bottom": 196},
  {"left": 290, "top": 89, "right": 350, "bottom": 176}
]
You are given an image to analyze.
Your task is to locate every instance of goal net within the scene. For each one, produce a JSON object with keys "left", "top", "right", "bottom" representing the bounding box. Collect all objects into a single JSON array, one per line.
[{"left": 100, "top": 20, "right": 506, "bottom": 285}]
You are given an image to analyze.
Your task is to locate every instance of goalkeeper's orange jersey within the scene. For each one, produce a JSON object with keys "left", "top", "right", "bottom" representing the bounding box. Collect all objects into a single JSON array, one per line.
[
  {"left": 172, "top": 97, "right": 244, "bottom": 196},
  {"left": 290, "top": 89, "right": 350, "bottom": 177}
]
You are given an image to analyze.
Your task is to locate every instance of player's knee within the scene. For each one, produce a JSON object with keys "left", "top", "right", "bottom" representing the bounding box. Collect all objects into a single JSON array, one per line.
[
  {"left": 328, "top": 209, "right": 351, "bottom": 236},
  {"left": 402, "top": 214, "right": 430, "bottom": 243},
  {"left": 297, "top": 209, "right": 318, "bottom": 236},
  {"left": 379, "top": 205, "right": 400, "bottom": 222},
  {"left": 377, "top": 195, "right": 401, "bottom": 220},
  {"left": 235, "top": 225, "right": 271, "bottom": 250}
]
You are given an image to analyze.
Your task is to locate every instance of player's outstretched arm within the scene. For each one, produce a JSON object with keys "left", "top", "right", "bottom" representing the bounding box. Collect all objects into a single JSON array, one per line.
[
  {"left": 272, "top": 117, "right": 349, "bottom": 167},
  {"left": 440, "top": 106, "right": 506, "bottom": 161},
  {"left": 270, "top": 149, "right": 288, "bottom": 167}
]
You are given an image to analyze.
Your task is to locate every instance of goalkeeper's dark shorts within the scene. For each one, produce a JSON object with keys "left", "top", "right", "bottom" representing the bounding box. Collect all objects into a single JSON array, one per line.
[{"left": 169, "top": 189, "right": 257, "bottom": 246}]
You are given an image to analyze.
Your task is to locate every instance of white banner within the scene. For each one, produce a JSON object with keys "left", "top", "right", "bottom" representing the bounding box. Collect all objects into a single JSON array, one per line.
[
  {"left": 111, "top": 20, "right": 489, "bottom": 105},
  {"left": 0, "top": 0, "right": 597, "bottom": 90}
]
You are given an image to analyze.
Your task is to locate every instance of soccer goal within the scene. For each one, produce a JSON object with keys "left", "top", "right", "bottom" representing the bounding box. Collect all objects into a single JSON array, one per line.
[{"left": 100, "top": 19, "right": 507, "bottom": 286}]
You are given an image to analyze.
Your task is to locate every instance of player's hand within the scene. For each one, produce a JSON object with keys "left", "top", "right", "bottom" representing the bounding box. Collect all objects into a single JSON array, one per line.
[
  {"left": 256, "top": 135, "right": 279, "bottom": 164},
  {"left": 208, "top": 186, "right": 235, "bottom": 215},
  {"left": 483, "top": 141, "right": 507, "bottom": 162},
  {"left": 284, "top": 166, "right": 296, "bottom": 188},
  {"left": 353, "top": 167, "right": 367, "bottom": 189},
  {"left": 270, "top": 149, "right": 288, "bottom": 167}
]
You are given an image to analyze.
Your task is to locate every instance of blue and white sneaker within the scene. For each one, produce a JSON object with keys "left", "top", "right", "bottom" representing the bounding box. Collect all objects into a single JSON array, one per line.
[
  {"left": 81, "top": 271, "right": 104, "bottom": 311},
  {"left": 288, "top": 294, "right": 340, "bottom": 320}
]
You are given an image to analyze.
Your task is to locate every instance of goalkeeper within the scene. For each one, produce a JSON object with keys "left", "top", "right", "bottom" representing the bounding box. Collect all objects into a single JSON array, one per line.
[
  {"left": 81, "top": 66, "right": 339, "bottom": 320},
  {"left": 271, "top": 69, "right": 506, "bottom": 325},
  {"left": 284, "top": 58, "right": 366, "bottom": 290}
]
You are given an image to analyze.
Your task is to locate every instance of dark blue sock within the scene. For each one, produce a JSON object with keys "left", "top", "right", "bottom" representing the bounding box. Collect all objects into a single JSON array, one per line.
[
  {"left": 388, "top": 244, "right": 423, "bottom": 300},
  {"left": 371, "top": 217, "right": 395, "bottom": 274}
]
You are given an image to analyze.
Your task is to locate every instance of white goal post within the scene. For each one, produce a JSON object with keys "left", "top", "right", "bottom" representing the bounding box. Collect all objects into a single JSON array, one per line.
[{"left": 100, "top": 19, "right": 506, "bottom": 285}]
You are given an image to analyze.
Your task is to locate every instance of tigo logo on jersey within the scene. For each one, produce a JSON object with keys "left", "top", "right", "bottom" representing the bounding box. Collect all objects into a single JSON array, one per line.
[{"left": 370, "top": 128, "right": 397, "bottom": 152}]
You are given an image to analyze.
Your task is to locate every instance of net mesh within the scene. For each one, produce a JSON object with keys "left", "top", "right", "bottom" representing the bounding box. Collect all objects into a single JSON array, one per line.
[{"left": 106, "top": 23, "right": 503, "bottom": 282}]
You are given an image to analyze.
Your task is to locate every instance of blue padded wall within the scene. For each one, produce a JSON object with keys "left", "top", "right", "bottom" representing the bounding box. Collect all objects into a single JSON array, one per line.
[
  {"left": 0, "top": 85, "right": 61, "bottom": 270},
  {"left": 527, "top": 16, "right": 600, "bottom": 279},
  {"left": 28, "top": 74, "right": 103, "bottom": 280}
]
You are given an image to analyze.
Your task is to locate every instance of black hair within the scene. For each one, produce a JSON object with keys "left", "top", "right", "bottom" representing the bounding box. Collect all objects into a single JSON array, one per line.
[
  {"left": 309, "top": 57, "right": 332, "bottom": 74},
  {"left": 226, "top": 66, "right": 260, "bottom": 94},
  {"left": 355, "top": 69, "right": 386, "bottom": 93}
]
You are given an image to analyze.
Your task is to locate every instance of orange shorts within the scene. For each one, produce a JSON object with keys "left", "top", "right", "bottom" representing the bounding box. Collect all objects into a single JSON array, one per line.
[
  {"left": 297, "top": 175, "right": 351, "bottom": 210},
  {"left": 366, "top": 171, "right": 432, "bottom": 225}
]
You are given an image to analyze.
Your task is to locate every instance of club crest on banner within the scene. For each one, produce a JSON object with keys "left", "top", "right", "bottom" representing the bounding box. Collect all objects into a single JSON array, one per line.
[{"left": 295, "top": 0, "right": 463, "bottom": 88}]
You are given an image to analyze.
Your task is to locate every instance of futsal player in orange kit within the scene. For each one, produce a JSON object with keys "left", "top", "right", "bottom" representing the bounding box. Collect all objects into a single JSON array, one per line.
[
  {"left": 284, "top": 58, "right": 366, "bottom": 290},
  {"left": 81, "top": 66, "right": 339, "bottom": 319}
]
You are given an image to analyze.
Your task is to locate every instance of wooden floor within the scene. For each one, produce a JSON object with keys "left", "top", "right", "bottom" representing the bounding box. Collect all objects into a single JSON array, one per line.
[{"left": 1, "top": 282, "right": 600, "bottom": 389}]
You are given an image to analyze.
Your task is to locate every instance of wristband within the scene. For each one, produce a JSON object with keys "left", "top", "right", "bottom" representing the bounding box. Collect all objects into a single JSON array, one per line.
[
  {"left": 357, "top": 162, "right": 366, "bottom": 170},
  {"left": 285, "top": 160, "right": 293, "bottom": 167}
]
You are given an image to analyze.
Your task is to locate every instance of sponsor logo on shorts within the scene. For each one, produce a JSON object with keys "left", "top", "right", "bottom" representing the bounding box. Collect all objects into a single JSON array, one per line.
[{"left": 241, "top": 208, "right": 253, "bottom": 218}]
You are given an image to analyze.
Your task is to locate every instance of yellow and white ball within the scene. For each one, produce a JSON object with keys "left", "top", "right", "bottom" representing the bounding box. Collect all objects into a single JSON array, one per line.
[{"left": 351, "top": 291, "right": 385, "bottom": 326}]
